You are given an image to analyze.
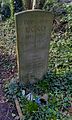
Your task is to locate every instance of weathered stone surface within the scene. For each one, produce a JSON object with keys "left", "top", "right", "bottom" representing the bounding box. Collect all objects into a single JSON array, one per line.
[{"left": 15, "top": 10, "right": 53, "bottom": 84}]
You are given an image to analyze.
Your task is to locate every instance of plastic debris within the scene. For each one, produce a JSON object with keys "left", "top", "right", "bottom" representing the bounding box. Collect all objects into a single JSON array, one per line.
[
  {"left": 35, "top": 97, "right": 41, "bottom": 105},
  {"left": 26, "top": 93, "right": 33, "bottom": 101},
  {"left": 22, "top": 90, "right": 25, "bottom": 96},
  {"left": 41, "top": 94, "right": 48, "bottom": 104},
  {"left": 21, "top": 89, "right": 48, "bottom": 105}
]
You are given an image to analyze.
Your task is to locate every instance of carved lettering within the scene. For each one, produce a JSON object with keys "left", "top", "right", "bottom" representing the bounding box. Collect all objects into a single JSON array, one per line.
[{"left": 16, "top": 10, "right": 53, "bottom": 84}]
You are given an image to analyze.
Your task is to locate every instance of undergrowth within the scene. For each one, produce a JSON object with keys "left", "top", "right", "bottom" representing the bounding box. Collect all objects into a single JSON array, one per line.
[
  {"left": 4, "top": 71, "right": 72, "bottom": 120},
  {"left": 1, "top": 2, "right": 72, "bottom": 120}
]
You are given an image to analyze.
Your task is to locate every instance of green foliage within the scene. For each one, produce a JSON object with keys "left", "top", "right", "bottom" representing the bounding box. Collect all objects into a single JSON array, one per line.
[
  {"left": 10, "top": 0, "right": 23, "bottom": 17},
  {"left": 4, "top": 71, "right": 72, "bottom": 120},
  {"left": 19, "top": 97, "right": 38, "bottom": 114},
  {"left": 10, "top": 0, "right": 14, "bottom": 17},
  {"left": 25, "top": 101, "right": 38, "bottom": 113},
  {"left": 2, "top": 1, "right": 72, "bottom": 120},
  {"left": 4, "top": 80, "right": 21, "bottom": 100},
  {"left": 0, "top": 0, "right": 23, "bottom": 14},
  {"left": 48, "top": 3, "right": 72, "bottom": 74},
  {"left": 43, "top": 0, "right": 64, "bottom": 14},
  {"left": 0, "top": 0, "right": 10, "bottom": 3},
  {"left": 22, "top": 71, "right": 72, "bottom": 120},
  {"left": 0, "top": 3, "right": 11, "bottom": 19}
]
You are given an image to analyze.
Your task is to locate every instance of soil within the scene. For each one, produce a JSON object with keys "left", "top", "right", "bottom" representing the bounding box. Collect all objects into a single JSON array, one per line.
[{"left": 0, "top": 52, "right": 19, "bottom": 120}]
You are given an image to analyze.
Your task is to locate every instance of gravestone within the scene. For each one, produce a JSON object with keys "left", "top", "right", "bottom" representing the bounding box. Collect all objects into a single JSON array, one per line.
[{"left": 15, "top": 10, "right": 53, "bottom": 84}]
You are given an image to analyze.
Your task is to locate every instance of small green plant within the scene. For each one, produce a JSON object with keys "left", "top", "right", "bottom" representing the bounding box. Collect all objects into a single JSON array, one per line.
[
  {"left": 4, "top": 71, "right": 72, "bottom": 120},
  {"left": 24, "top": 101, "right": 38, "bottom": 114}
]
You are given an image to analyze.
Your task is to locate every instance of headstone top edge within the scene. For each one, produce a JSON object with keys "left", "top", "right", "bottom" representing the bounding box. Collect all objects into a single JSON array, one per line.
[{"left": 15, "top": 9, "right": 54, "bottom": 17}]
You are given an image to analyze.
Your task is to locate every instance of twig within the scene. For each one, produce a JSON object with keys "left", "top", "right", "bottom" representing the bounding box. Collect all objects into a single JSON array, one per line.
[
  {"left": 4, "top": 105, "right": 10, "bottom": 120},
  {"left": 14, "top": 97, "right": 23, "bottom": 120}
]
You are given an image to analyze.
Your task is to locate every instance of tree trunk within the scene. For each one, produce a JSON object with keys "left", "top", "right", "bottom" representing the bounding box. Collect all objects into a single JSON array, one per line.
[
  {"left": 22, "top": 0, "right": 32, "bottom": 10},
  {"left": 22, "top": 0, "right": 45, "bottom": 10},
  {"left": 32, "top": 0, "right": 45, "bottom": 9}
]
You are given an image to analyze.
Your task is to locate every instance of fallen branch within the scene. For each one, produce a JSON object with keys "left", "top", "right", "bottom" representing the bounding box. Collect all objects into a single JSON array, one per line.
[{"left": 14, "top": 97, "right": 23, "bottom": 120}]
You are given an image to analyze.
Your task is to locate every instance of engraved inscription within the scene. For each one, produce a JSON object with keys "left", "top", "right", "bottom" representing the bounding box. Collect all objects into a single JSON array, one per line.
[{"left": 16, "top": 11, "right": 53, "bottom": 84}]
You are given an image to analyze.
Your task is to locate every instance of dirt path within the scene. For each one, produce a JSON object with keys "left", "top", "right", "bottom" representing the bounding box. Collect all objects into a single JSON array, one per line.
[
  {"left": 0, "top": 80, "right": 19, "bottom": 120},
  {"left": 0, "top": 50, "right": 19, "bottom": 120}
]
